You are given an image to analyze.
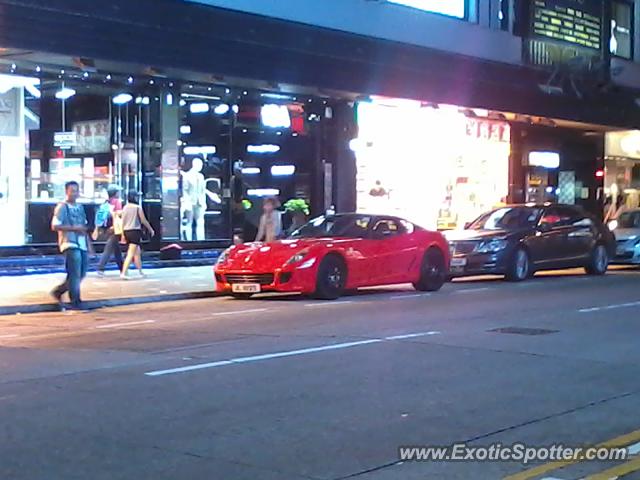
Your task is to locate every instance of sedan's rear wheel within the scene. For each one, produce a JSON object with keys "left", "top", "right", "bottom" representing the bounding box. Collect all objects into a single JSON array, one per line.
[
  {"left": 314, "top": 255, "right": 347, "bottom": 300},
  {"left": 506, "top": 248, "right": 530, "bottom": 282},
  {"left": 585, "top": 244, "right": 609, "bottom": 275},
  {"left": 413, "top": 248, "right": 446, "bottom": 292}
]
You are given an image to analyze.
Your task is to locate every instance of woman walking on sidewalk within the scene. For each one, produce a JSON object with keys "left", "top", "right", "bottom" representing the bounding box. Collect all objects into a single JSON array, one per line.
[
  {"left": 95, "top": 185, "right": 124, "bottom": 276},
  {"left": 120, "top": 191, "right": 155, "bottom": 280}
]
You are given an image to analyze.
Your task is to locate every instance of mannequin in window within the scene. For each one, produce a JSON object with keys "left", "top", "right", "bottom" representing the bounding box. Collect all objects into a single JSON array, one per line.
[
  {"left": 180, "top": 157, "right": 222, "bottom": 241},
  {"left": 610, "top": 20, "right": 618, "bottom": 56}
]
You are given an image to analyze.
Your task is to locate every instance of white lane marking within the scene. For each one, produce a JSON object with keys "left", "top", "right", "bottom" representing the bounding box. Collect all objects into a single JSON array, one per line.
[
  {"left": 95, "top": 320, "right": 156, "bottom": 329},
  {"left": 390, "top": 293, "right": 431, "bottom": 300},
  {"left": 145, "top": 330, "right": 440, "bottom": 377},
  {"left": 579, "top": 301, "right": 640, "bottom": 313},
  {"left": 0, "top": 334, "right": 20, "bottom": 339},
  {"left": 627, "top": 441, "right": 640, "bottom": 455},
  {"left": 212, "top": 308, "right": 268, "bottom": 317},
  {"left": 454, "top": 287, "right": 491, "bottom": 294},
  {"left": 304, "top": 301, "right": 355, "bottom": 307},
  {"left": 385, "top": 331, "right": 440, "bottom": 340}
]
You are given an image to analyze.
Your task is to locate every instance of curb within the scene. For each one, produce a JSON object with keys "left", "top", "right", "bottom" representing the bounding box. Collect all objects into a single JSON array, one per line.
[{"left": 0, "top": 291, "right": 222, "bottom": 316}]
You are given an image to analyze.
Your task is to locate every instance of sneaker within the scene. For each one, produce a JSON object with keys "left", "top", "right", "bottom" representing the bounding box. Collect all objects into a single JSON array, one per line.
[
  {"left": 67, "top": 303, "right": 90, "bottom": 312},
  {"left": 50, "top": 290, "right": 64, "bottom": 311},
  {"left": 120, "top": 274, "right": 129, "bottom": 281}
]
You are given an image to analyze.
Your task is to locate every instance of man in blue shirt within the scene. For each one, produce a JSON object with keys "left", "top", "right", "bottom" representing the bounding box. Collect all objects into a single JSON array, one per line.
[{"left": 51, "top": 181, "right": 91, "bottom": 311}]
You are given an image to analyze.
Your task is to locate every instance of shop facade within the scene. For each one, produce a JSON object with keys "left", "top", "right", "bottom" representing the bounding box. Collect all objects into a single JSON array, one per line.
[
  {"left": 0, "top": 64, "right": 349, "bottom": 251},
  {"left": 0, "top": 0, "right": 639, "bottom": 254}
]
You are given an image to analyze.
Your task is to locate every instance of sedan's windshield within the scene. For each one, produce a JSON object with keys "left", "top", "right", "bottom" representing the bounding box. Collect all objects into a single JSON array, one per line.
[
  {"left": 289, "top": 215, "right": 371, "bottom": 239},
  {"left": 618, "top": 211, "right": 640, "bottom": 229},
  {"left": 469, "top": 207, "right": 542, "bottom": 231}
]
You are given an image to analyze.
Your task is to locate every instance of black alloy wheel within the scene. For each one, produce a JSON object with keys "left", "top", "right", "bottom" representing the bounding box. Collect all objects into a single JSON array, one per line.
[
  {"left": 413, "top": 248, "right": 447, "bottom": 292},
  {"left": 314, "top": 255, "right": 347, "bottom": 300}
]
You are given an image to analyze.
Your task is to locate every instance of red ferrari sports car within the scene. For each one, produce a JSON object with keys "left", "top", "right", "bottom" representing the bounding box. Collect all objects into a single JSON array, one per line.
[{"left": 214, "top": 213, "right": 450, "bottom": 300}]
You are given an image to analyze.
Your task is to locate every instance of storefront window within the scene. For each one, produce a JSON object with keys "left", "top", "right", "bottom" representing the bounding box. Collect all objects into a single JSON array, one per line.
[
  {"left": 177, "top": 87, "right": 330, "bottom": 243},
  {"left": 353, "top": 98, "right": 510, "bottom": 230},
  {"left": 611, "top": 1, "right": 634, "bottom": 59},
  {"left": 23, "top": 76, "right": 161, "bottom": 245}
]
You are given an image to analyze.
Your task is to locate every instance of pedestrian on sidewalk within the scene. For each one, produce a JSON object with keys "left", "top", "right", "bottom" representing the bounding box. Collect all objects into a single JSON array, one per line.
[
  {"left": 121, "top": 191, "right": 155, "bottom": 280},
  {"left": 94, "top": 185, "right": 124, "bottom": 276},
  {"left": 50, "top": 181, "right": 92, "bottom": 310}
]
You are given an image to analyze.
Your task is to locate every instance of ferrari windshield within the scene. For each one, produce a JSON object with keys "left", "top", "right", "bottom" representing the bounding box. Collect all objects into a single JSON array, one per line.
[
  {"left": 468, "top": 207, "right": 542, "bottom": 231},
  {"left": 618, "top": 211, "right": 640, "bottom": 229},
  {"left": 289, "top": 215, "right": 372, "bottom": 239}
]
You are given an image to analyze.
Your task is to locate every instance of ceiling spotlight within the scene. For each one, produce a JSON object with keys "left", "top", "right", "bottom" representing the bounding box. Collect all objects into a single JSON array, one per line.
[
  {"left": 112, "top": 93, "right": 134, "bottom": 105},
  {"left": 55, "top": 87, "right": 76, "bottom": 100}
]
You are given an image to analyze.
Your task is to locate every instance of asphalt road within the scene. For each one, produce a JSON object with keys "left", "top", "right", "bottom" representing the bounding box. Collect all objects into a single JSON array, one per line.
[{"left": 1, "top": 267, "right": 640, "bottom": 480}]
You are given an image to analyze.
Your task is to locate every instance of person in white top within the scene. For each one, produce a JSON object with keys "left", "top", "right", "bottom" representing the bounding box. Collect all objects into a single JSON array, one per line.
[
  {"left": 120, "top": 191, "right": 155, "bottom": 279},
  {"left": 255, "top": 197, "right": 282, "bottom": 243}
]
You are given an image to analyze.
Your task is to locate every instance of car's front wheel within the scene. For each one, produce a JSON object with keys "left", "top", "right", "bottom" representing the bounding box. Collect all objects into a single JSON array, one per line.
[
  {"left": 314, "top": 255, "right": 347, "bottom": 300},
  {"left": 585, "top": 244, "right": 609, "bottom": 275},
  {"left": 505, "top": 247, "right": 531, "bottom": 282},
  {"left": 413, "top": 248, "right": 447, "bottom": 292}
]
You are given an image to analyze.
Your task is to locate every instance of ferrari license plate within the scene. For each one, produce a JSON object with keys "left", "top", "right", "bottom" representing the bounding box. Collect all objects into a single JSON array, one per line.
[{"left": 232, "top": 283, "right": 261, "bottom": 293}]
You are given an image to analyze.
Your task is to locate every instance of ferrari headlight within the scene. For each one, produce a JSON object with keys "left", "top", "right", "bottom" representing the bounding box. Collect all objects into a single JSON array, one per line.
[
  {"left": 216, "top": 247, "right": 232, "bottom": 265},
  {"left": 608, "top": 220, "right": 618, "bottom": 231},
  {"left": 286, "top": 249, "right": 310, "bottom": 265},
  {"left": 476, "top": 239, "right": 508, "bottom": 254}
]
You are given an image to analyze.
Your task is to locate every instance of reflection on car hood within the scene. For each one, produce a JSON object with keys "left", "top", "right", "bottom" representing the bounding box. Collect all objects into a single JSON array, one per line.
[
  {"left": 222, "top": 238, "right": 349, "bottom": 270},
  {"left": 614, "top": 228, "right": 640, "bottom": 241},
  {"left": 444, "top": 229, "right": 513, "bottom": 242}
]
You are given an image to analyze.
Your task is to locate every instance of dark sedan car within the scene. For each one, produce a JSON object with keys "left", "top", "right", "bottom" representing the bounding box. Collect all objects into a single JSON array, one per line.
[{"left": 445, "top": 204, "right": 616, "bottom": 281}]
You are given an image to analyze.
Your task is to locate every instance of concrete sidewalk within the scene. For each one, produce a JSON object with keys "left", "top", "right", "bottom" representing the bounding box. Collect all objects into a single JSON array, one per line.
[{"left": 0, "top": 266, "right": 217, "bottom": 315}]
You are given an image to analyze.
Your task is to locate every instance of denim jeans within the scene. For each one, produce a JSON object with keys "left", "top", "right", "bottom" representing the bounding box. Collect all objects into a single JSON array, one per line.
[
  {"left": 52, "top": 248, "right": 88, "bottom": 306},
  {"left": 97, "top": 233, "right": 123, "bottom": 272}
]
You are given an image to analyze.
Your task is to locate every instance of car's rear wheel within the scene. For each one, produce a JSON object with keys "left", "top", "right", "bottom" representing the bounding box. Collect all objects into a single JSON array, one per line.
[
  {"left": 231, "top": 293, "right": 254, "bottom": 300},
  {"left": 585, "top": 244, "right": 609, "bottom": 275},
  {"left": 413, "top": 248, "right": 446, "bottom": 292},
  {"left": 314, "top": 255, "right": 347, "bottom": 300},
  {"left": 506, "top": 247, "right": 531, "bottom": 282}
]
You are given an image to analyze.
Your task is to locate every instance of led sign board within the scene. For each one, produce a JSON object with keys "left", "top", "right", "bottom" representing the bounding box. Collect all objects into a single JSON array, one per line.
[{"left": 531, "top": 0, "right": 602, "bottom": 50}]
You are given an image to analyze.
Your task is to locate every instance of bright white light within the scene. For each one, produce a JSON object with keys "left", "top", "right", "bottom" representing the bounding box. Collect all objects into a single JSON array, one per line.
[
  {"left": 166, "top": 93, "right": 174, "bottom": 105},
  {"left": 247, "top": 188, "right": 280, "bottom": 197},
  {"left": 183, "top": 145, "right": 217, "bottom": 155},
  {"left": 261, "top": 93, "right": 293, "bottom": 100},
  {"left": 529, "top": 151, "right": 560, "bottom": 169},
  {"left": 214, "top": 104, "right": 230, "bottom": 115},
  {"left": 545, "top": 186, "right": 554, "bottom": 194},
  {"left": 232, "top": 105, "right": 239, "bottom": 114},
  {"left": 271, "top": 165, "right": 296, "bottom": 176},
  {"left": 180, "top": 125, "right": 192, "bottom": 135},
  {"left": 261, "top": 104, "right": 291, "bottom": 128},
  {"left": 55, "top": 87, "right": 76, "bottom": 100},
  {"left": 112, "top": 93, "right": 133, "bottom": 105},
  {"left": 242, "top": 167, "right": 261, "bottom": 175},
  {"left": 349, "top": 138, "right": 361, "bottom": 152},
  {"left": 608, "top": 220, "right": 618, "bottom": 231},
  {"left": 387, "top": 0, "right": 465, "bottom": 18},
  {"left": 247, "top": 144, "right": 281, "bottom": 154},
  {"left": 189, "top": 103, "right": 210, "bottom": 114}
]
